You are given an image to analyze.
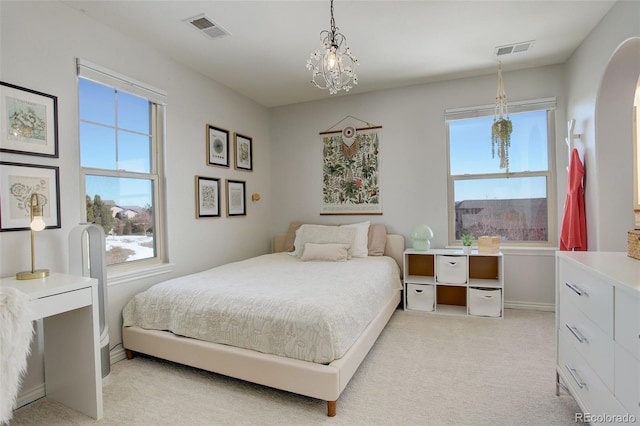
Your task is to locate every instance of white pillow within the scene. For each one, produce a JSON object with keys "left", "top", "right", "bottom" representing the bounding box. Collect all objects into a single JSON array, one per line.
[
  {"left": 340, "top": 221, "right": 370, "bottom": 257},
  {"left": 293, "top": 224, "right": 356, "bottom": 257},
  {"left": 301, "top": 243, "right": 350, "bottom": 262}
]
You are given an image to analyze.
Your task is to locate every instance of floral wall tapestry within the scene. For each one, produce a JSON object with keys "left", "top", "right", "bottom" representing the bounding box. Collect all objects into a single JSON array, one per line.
[{"left": 320, "top": 125, "right": 382, "bottom": 215}]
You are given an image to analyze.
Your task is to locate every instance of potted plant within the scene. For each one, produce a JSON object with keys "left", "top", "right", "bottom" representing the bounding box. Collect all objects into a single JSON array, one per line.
[
  {"left": 492, "top": 117, "right": 512, "bottom": 172},
  {"left": 461, "top": 233, "right": 474, "bottom": 253}
]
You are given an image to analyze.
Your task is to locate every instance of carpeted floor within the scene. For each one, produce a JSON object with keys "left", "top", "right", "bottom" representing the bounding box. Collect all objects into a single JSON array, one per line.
[{"left": 10, "top": 309, "right": 581, "bottom": 425}]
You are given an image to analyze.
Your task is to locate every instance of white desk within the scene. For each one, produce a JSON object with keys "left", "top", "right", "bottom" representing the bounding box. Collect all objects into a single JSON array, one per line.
[{"left": 0, "top": 273, "right": 103, "bottom": 420}]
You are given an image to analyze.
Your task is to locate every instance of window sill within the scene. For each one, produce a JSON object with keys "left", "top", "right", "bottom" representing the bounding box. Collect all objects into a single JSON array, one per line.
[
  {"left": 107, "top": 262, "right": 174, "bottom": 287},
  {"left": 445, "top": 245, "right": 559, "bottom": 256}
]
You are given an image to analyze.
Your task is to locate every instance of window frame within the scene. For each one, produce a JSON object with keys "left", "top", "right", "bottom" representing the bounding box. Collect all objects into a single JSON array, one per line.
[
  {"left": 445, "top": 101, "right": 557, "bottom": 247},
  {"left": 77, "top": 59, "right": 168, "bottom": 277}
]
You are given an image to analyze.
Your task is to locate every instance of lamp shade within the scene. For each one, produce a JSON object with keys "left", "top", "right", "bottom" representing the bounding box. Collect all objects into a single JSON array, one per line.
[{"left": 411, "top": 224, "right": 434, "bottom": 251}]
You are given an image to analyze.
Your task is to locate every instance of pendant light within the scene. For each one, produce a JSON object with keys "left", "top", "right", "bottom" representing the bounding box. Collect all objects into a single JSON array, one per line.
[{"left": 306, "top": 0, "right": 359, "bottom": 94}]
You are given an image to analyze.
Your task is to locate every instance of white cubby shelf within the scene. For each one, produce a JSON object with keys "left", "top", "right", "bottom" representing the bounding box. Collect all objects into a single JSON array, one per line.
[{"left": 403, "top": 248, "right": 504, "bottom": 318}]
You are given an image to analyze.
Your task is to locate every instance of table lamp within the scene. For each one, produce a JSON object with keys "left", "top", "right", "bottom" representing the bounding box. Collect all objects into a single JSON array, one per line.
[
  {"left": 411, "top": 224, "right": 434, "bottom": 251},
  {"left": 16, "top": 193, "right": 49, "bottom": 280}
]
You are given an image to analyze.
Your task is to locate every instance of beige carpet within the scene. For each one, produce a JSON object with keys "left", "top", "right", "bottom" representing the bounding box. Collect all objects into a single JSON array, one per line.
[{"left": 10, "top": 309, "right": 581, "bottom": 425}]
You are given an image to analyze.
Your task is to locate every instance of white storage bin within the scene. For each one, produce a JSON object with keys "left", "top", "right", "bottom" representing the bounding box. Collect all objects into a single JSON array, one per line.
[
  {"left": 468, "top": 287, "right": 502, "bottom": 317},
  {"left": 436, "top": 255, "right": 467, "bottom": 284},
  {"left": 406, "top": 283, "right": 435, "bottom": 312}
]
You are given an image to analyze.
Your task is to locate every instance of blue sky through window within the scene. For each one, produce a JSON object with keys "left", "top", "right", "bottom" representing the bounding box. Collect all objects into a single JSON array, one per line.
[
  {"left": 80, "top": 78, "right": 153, "bottom": 207},
  {"left": 449, "top": 110, "right": 548, "bottom": 201}
]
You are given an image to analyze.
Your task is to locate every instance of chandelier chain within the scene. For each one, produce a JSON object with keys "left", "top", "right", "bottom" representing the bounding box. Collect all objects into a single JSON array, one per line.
[{"left": 330, "top": 0, "right": 336, "bottom": 40}]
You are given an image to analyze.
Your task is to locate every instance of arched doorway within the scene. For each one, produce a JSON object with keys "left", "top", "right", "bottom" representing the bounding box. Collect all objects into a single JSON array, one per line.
[{"left": 594, "top": 37, "right": 640, "bottom": 251}]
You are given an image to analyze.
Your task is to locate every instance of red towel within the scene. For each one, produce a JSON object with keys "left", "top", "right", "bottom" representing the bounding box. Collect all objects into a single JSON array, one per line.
[{"left": 560, "top": 148, "right": 587, "bottom": 251}]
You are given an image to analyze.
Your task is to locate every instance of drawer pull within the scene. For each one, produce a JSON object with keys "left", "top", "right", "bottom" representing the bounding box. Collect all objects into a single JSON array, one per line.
[
  {"left": 565, "top": 324, "right": 587, "bottom": 343},
  {"left": 565, "top": 364, "right": 586, "bottom": 389},
  {"left": 565, "top": 282, "right": 586, "bottom": 296}
]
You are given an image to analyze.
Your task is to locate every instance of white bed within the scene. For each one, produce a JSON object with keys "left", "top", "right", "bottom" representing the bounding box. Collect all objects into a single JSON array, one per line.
[{"left": 122, "top": 231, "right": 404, "bottom": 417}]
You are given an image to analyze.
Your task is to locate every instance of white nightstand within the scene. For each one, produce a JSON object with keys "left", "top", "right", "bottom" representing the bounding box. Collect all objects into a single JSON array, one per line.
[{"left": 0, "top": 273, "right": 103, "bottom": 420}]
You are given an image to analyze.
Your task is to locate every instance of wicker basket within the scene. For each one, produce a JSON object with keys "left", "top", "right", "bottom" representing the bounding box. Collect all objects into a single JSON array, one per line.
[
  {"left": 478, "top": 236, "right": 500, "bottom": 254},
  {"left": 628, "top": 230, "right": 640, "bottom": 260}
]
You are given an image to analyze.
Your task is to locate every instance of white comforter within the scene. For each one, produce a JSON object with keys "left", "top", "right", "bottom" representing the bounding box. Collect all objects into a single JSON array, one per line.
[{"left": 123, "top": 253, "right": 402, "bottom": 364}]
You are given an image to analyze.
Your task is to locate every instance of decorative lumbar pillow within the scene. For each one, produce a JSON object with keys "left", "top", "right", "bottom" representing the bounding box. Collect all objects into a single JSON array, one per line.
[
  {"left": 284, "top": 221, "right": 303, "bottom": 252},
  {"left": 340, "top": 221, "right": 370, "bottom": 258},
  {"left": 368, "top": 223, "right": 388, "bottom": 256},
  {"left": 293, "top": 224, "right": 356, "bottom": 257},
  {"left": 301, "top": 243, "right": 350, "bottom": 262}
]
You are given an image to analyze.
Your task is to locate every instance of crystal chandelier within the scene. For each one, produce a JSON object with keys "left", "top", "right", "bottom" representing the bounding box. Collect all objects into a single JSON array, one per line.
[{"left": 306, "top": 0, "right": 359, "bottom": 94}]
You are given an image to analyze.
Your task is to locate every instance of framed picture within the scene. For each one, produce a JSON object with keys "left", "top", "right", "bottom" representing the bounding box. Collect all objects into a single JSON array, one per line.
[
  {"left": 0, "top": 162, "right": 61, "bottom": 231},
  {"left": 0, "top": 82, "right": 58, "bottom": 158},
  {"left": 195, "top": 176, "right": 221, "bottom": 218},
  {"left": 226, "top": 179, "right": 246, "bottom": 217},
  {"left": 234, "top": 133, "right": 253, "bottom": 171},
  {"left": 206, "top": 124, "right": 230, "bottom": 167}
]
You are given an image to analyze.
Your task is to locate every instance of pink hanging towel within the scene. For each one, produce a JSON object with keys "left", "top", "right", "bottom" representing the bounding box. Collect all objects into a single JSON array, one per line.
[{"left": 560, "top": 148, "right": 587, "bottom": 251}]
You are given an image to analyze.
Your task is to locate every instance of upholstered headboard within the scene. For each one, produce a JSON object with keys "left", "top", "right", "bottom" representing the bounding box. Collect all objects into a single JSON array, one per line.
[{"left": 272, "top": 233, "right": 405, "bottom": 273}]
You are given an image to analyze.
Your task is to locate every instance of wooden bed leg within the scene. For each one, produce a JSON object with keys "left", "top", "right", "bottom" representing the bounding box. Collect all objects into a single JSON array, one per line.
[
  {"left": 125, "top": 349, "right": 135, "bottom": 360},
  {"left": 327, "top": 400, "right": 336, "bottom": 417}
]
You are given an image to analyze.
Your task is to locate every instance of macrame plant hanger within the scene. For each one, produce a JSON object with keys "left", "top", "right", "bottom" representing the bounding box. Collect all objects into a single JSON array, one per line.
[{"left": 492, "top": 62, "right": 512, "bottom": 172}]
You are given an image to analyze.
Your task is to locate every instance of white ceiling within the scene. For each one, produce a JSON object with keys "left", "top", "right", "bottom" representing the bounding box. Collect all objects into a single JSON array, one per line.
[{"left": 62, "top": 1, "right": 617, "bottom": 108}]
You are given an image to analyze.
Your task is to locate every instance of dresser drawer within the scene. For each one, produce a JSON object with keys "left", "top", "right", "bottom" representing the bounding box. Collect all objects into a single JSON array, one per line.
[
  {"left": 615, "top": 288, "right": 640, "bottom": 360},
  {"left": 560, "top": 299, "right": 614, "bottom": 392},
  {"left": 615, "top": 343, "right": 640, "bottom": 422},
  {"left": 559, "top": 259, "right": 614, "bottom": 337},
  {"left": 558, "top": 337, "right": 628, "bottom": 420}
]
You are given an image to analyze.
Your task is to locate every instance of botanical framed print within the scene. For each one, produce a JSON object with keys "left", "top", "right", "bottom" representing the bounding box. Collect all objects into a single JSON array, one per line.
[
  {"left": 0, "top": 162, "right": 61, "bottom": 231},
  {"left": 206, "top": 124, "right": 230, "bottom": 167},
  {"left": 0, "top": 82, "right": 58, "bottom": 158},
  {"left": 195, "top": 176, "right": 221, "bottom": 218},
  {"left": 234, "top": 133, "right": 252, "bottom": 171},
  {"left": 226, "top": 179, "right": 246, "bottom": 216}
]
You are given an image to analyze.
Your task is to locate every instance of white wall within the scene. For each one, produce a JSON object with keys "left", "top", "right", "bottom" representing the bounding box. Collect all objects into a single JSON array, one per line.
[
  {"left": 565, "top": 0, "right": 640, "bottom": 251},
  {"left": 1, "top": 0, "right": 272, "bottom": 401},
  {"left": 270, "top": 65, "right": 566, "bottom": 309}
]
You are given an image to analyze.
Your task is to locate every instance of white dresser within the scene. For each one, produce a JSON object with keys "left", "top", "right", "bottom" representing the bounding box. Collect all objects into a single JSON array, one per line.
[{"left": 556, "top": 252, "right": 639, "bottom": 425}]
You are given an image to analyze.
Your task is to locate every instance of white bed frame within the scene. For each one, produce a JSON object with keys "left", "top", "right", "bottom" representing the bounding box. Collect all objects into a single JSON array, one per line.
[{"left": 123, "top": 233, "right": 404, "bottom": 417}]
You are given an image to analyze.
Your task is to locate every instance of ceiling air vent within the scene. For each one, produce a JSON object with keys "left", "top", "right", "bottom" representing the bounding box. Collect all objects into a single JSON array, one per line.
[
  {"left": 495, "top": 40, "right": 534, "bottom": 56},
  {"left": 183, "top": 14, "right": 230, "bottom": 40}
]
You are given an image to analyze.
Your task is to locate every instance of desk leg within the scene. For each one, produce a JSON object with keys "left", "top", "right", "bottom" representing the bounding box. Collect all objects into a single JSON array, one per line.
[{"left": 43, "top": 299, "right": 103, "bottom": 419}]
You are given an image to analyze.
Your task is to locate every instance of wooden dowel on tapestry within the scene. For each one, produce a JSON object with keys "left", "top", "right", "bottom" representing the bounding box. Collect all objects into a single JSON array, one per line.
[{"left": 319, "top": 125, "right": 383, "bottom": 135}]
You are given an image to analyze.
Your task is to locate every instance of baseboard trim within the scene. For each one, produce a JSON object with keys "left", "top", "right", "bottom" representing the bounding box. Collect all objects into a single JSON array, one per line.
[
  {"left": 110, "top": 346, "right": 127, "bottom": 364},
  {"left": 505, "top": 300, "right": 555, "bottom": 312},
  {"left": 16, "top": 383, "right": 45, "bottom": 409}
]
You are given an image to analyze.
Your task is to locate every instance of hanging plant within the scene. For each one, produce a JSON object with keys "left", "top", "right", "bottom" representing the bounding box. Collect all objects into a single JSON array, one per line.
[
  {"left": 492, "top": 62, "right": 512, "bottom": 173},
  {"left": 492, "top": 117, "right": 512, "bottom": 170}
]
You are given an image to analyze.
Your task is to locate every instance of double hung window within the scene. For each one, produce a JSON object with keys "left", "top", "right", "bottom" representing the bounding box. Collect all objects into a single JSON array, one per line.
[
  {"left": 446, "top": 99, "right": 556, "bottom": 245},
  {"left": 77, "top": 59, "right": 166, "bottom": 269}
]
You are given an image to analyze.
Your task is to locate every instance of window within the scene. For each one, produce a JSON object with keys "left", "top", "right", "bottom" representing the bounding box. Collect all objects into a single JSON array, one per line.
[
  {"left": 446, "top": 101, "right": 556, "bottom": 245},
  {"left": 77, "top": 59, "right": 166, "bottom": 269}
]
